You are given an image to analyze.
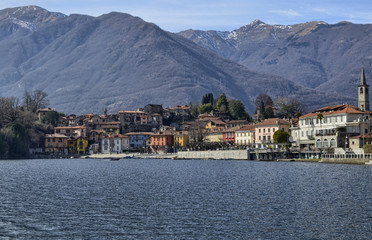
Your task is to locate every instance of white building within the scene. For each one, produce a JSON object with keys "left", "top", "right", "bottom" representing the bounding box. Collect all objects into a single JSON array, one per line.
[
  {"left": 291, "top": 67, "right": 372, "bottom": 152},
  {"left": 235, "top": 125, "right": 255, "bottom": 146},
  {"left": 291, "top": 104, "right": 371, "bottom": 150},
  {"left": 101, "top": 134, "right": 130, "bottom": 154}
]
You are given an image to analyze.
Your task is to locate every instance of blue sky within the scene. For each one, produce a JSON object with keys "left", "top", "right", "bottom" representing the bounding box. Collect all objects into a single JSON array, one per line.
[{"left": 1, "top": 0, "right": 372, "bottom": 32}]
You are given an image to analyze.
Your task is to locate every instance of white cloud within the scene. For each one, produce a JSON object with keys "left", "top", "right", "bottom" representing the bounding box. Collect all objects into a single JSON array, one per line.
[{"left": 270, "top": 9, "right": 301, "bottom": 17}]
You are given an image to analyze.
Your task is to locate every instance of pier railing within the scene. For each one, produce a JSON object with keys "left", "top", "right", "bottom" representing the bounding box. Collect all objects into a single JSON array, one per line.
[{"left": 321, "top": 154, "right": 372, "bottom": 159}]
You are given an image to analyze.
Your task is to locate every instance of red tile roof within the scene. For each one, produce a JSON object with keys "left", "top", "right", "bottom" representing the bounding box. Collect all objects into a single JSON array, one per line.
[
  {"left": 235, "top": 124, "right": 256, "bottom": 132},
  {"left": 300, "top": 104, "right": 372, "bottom": 119},
  {"left": 255, "top": 118, "right": 291, "bottom": 126}
]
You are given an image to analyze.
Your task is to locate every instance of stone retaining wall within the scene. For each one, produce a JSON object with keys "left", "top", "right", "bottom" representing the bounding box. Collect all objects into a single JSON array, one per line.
[
  {"left": 177, "top": 150, "right": 249, "bottom": 160},
  {"left": 320, "top": 158, "right": 369, "bottom": 165}
]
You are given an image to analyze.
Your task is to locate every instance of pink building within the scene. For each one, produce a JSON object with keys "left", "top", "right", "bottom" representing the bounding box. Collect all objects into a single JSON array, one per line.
[{"left": 255, "top": 118, "right": 291, "bottom": 146}]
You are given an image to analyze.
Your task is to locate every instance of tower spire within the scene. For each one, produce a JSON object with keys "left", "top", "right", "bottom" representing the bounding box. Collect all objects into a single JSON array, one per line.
[
  {"left": 358, "top": 65, "right": 369, "bottom": 111},
  {"left": 361, "top": 65, "right": 367, "bottom": 85}
]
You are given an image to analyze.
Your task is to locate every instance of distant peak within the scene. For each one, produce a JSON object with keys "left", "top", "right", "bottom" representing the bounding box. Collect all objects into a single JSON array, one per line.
[
  {"left": 250, "top": 19, "right": 266, "bottom": 26},
  {"left": 0, "top": 5, "right": 66, "bottom": 31}
]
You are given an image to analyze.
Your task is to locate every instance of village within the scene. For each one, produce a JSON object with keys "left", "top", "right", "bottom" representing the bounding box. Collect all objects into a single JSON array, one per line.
[{"left": 37, "top": 67, "right": 372, "bottom": 163}]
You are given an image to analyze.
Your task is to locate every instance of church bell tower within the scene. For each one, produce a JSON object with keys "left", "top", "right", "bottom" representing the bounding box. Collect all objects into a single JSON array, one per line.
[{"left": 358, "top": 66, "right": 370, "bottom": 111}]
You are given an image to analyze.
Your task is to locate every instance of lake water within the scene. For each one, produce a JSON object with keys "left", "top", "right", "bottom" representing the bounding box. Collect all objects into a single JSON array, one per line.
[{"left": 0, "top": 159, "right": 371, "bottom": 239}]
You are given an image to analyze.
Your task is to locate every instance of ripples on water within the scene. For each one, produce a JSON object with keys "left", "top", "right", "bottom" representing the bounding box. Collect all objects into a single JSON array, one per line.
[{"left": 0, "top": 159, "right": 371, "bottom": 239}]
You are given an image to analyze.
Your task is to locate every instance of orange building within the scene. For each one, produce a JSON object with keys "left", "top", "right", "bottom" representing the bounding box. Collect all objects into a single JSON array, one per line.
[
  {"left": 44, "top": 134, "right": 69, "bottom": 154},
  {"left": 150, "top": 131, "right": 174, "bottom": 153}
]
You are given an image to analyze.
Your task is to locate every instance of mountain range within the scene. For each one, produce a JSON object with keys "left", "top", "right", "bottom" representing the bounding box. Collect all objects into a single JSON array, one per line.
[
  {"left": 178, "top": 20, "right": 372, "bottom": 97},
  {"left": 0, "top": 6, "right": 362, "bottom": 114}
]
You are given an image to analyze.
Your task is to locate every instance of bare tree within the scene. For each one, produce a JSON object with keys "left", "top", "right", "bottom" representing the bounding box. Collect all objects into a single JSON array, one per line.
[
  {"left": 23, "top": 90, "right": 49, "bottom": 113},
  {"left": 274, "top": 97, "right": 307, "bottom": 118},
  {"left": 0, "top": 97, "right": 21, "bottom": 127},
  {"left": 188, "top": 121, "right": 209, "bottom": 143},
  {"left": 255, "top": 94, "right": 274, "bottom": 110}
]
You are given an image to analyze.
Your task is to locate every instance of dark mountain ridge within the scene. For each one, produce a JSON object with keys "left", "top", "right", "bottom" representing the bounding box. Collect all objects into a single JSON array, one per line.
[
  {"left": 0, "top": 6, "right": 354, "bottom": 114},
  {"left": 178, "top": 20, "right": 372, "bottom": 98}
]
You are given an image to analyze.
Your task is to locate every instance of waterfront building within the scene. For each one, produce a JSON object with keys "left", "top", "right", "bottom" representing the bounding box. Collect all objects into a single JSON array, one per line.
[
  {"left": 174, "top": 131, "right": 189, "bottom": 149},
  {"left": 291, "top": 104, "right": 371, "bottom": 151},
  {"left": 349, "top": 133, "right": 372, "bottom": 153},
  {"left": 150, "top": 131, "right": 174, "bottom": 153},
  {"left": 68, "top": 136, "right": 89, "bottom": 154},
  {"left": 223, "top": 126, "right": 241, "bottom": 146},
  {"left": 255, "top": 118, "right": 291, "bottom": 147},
  {"left": 205, "top": 131, "right": 223, "bottom": 143},
  {"left": 235, "top": 124, "right": 256, "bottom": 147},
  {"left": 44, "top": 134, "right": 69, "bottom": 154},
  {"left": 101, "top": 134, "right": 129, "bottom": 154},
  {"left": 126, "top": 132, "right": 154, "bottom": 150},
  {"left": 291, "top": 67, "right": 372, "bottom": 153}
]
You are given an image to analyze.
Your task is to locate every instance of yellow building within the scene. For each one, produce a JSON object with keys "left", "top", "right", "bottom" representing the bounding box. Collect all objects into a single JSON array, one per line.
[
  {"left": 174, "top": 131, "right": 189, "bottom": 148},
  {"left": 205, "top": 132, "right": 223, "bottom": 143},
  {"left": 205, "top": 118, "right": 226, "bottom": 131},
  {"left": 68, "top": 137, "right": 89, "bottom": 154}
]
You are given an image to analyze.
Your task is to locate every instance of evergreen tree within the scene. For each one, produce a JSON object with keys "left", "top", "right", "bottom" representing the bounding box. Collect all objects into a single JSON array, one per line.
[
  {"left": 198, "top": 103, "right": 214, "bottom": 114},
  {"left": 217, "top": 93, "right": 228, "bottom": 112},
  {"left": 273, "top": 129, "right": 290, "bottom": 143},
  {"left": 229, "top": 100, "right": 248, "bottom": 120}
]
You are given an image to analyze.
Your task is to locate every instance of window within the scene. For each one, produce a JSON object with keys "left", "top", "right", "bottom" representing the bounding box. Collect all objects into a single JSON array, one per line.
[
  {"left": 360, "top": 88, "right": 363, "bottom": 93},
  {"left": 330, "top": 139, "right": 336, "bottom": 148},
  {"left": 273, "top": 128, "right": 275, "bottom": 132},
  {"left": 324, "top": 139, "right": 329, "bottom": 148},
  {"left": 316, "top": 139, "right": 322, "bottom": 148},
  {"left": 268, "top": 128, "right": 270, "bottom": 133},
  {"left": 259, "top": 129, "right": 261, "bottom": 133}
]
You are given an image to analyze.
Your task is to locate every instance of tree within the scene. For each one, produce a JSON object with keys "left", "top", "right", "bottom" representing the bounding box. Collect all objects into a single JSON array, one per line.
[
  {"left": 229, "top": 100, "right": 248, "bottom": 120},
  {"left": 255, "top": 94, "right": 273, "bottom": 111},
  {"left": 274, "top": 97, "right": 307, "bottom": 118},
  {"left": 201, "top": 93, "right": 213, "bottom": 105},
  {"left": 198, "top": 103, "right": 214, "bottom": 114},
  {"left": 255, "top": 94, "right": 274, "bottom": 119},
  {"left": 0, "top": 97, "right": 21, "bottom": 127},
  {"left": 23, "top": 90, "right": 49, "bottom": 113},
  {"left": 216, "top": 93, "right": 228, "bottom": 112},
  {"left": 188, "top": 121, "right": 208, "bottom": 143},
  {"left": 263, "top": 107, "right": 274, "bottom": 119},
  {"left": 42, "top": 111, "right": 64, "bottom": 126},
  {"left": 273, "top": 129, "right": 290, "bottom": 143}
]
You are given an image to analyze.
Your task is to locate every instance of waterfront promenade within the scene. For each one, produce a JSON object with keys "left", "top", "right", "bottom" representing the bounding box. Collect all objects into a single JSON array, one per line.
[{"left": 85, "top": 150, "right": 372, "bottom": 164}]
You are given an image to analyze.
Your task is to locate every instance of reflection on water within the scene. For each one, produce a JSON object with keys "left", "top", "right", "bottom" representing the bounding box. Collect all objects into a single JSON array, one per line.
[{"left": 0, "top": 159, "right": 371, "bottom": 239}]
